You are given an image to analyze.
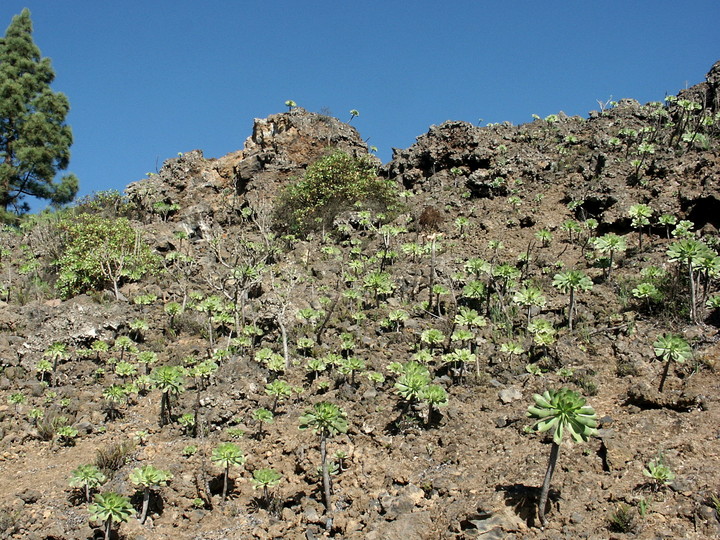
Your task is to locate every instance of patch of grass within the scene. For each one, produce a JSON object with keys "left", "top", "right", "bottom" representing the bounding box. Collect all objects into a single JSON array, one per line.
[
  {"left": 608, "top": 503, "right": 636, "bottom": 533},
  {"left": 708, "top": 493, "right": 720, "bottom": 519},
  {"left": 417, "top": 206, "right": 444, "bottom": 231},
  {"left": 0, "top": 506, "right": 20, "bottom": 536},
  {"left": 95, "top": 440, "right": 135, "bottom": 478},
  {"left": 574, "top": 374, "right": 599, "bottom": 396},
  {"left": 616, "top": 358, "right": 639, "bottom": 377},
  {"left": 36, "top": 413, "right": 70, "bottom": 441}
]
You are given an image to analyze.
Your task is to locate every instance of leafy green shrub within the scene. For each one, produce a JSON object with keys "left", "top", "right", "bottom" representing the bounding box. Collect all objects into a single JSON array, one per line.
[
  {"left": 7, "top": 392, "right": 26, "bottom": 413},
  {"left": 643, "top": 453, "right": 675, "bottom": 491},
  {"left": 69, "top": 464, "right": 107, "bottom": 503},
  {"left": 88, "top": 492, "right": 134, "bottom": 540},
  {"left": 178, "top": 412, "right": 195, "bottom": 435},
  {"left": 55, "top": 214, "right": 158, "bottom": 299},
  {"left": 593, "top": 233, "right": 626, "bottom": 279},
  {"left": 653, "top": 333, "right": 692, "bottom": 392},
  {"left": 420, "top": 328, "right": 445, "bottom": 350},
  {"left": 274, "top": 150, "right": 398, "bottom": 234},
  {"left": 36, "top": 412, "right": 69, "bottom": 441},
  {"left": 70, "top": 190, "right": 131, "bottom": 218},
  {"left": 56, "top": 424, "right": 79, "bottom": 446},
  {"left": 362, "top": 270, "right": 395, "bottom": 306},
  {"left": 305, "top": 357, "right": 328, "bottom": 380},
  {"left": 152, "top": 200, "right": 180, "bottom": 221},
  {"left": 252, "top": 468, "right": 282, "bottom": 505},
  {"left": 265, "top": 379, "right": 292, "bottom": 413},
  {"left": 527, "top": 388, "right": 597, "bottom": 526},
  {"left": 133, "top": 292, "right": 157, "bottom": 305},
  {"left": 129, "top": 464, "right": 173, "bottom": 524},
  {"left": 394, "top": 362, "right": 431, "bottom": 406},
  {"left": 299, "top": 401, "right": 348, "bottom": 524},
  {"left": 420, "top": 384, "right": 449, "bottom": 425},
  {"left": 211, "top": 442, "right": 245, "bottom": 503},
  {"left": 102, "top": 384, "right": 127, "bottom": 418},
  {"left": 252, "top": 408, "right": 274, "bottom": 439},
  {"left": 182, "top": 445, "right": 198, "bottom": 457},
  {"left": 150, "top": 365, "right": 185, "bottom": 426},
  {"left": 552, "top": 269, "right": 593, "bottom": 330},
  {"left": 666, "top": 237, "right": 717, "bottom": 323}
]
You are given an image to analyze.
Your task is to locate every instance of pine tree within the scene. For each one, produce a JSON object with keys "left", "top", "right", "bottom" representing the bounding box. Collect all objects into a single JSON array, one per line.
[{"left": 0, "top": 9, "right": 78, "bottom": 221}]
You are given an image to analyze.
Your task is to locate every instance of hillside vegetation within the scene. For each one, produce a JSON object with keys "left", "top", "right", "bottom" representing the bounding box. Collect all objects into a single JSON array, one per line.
[{"left": 0, "top": 61, "right": 719, "bottom": 539}]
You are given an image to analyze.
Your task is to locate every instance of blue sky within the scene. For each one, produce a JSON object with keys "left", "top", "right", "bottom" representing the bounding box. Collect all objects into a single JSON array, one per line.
[{"left": 2, "top": 1, "right": 718, "bottom": 212}]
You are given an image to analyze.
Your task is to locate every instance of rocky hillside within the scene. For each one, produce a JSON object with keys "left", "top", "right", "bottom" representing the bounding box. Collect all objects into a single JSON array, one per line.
[{"left": 0, "top": 61, "right": 719, "bottom": 540}]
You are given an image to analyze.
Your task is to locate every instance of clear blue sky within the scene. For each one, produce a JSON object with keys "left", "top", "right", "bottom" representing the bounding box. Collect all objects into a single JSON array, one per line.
[{"left": 2, "top": 1, "right": 718, "bottom": 212}]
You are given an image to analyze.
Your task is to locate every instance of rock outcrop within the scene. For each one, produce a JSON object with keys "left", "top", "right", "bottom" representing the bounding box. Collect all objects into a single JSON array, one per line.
[
  {"left": 384, "top": 72, "right": 720, "bottom": 233},
  {"left": 125, "top": 108, "right": 373, "bottom": 228}
]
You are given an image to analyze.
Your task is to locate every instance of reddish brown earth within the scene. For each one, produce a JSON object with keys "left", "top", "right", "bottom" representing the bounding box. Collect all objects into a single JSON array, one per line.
[{"left": 0, "top": 61, "right": 719, "bottom": 539}]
